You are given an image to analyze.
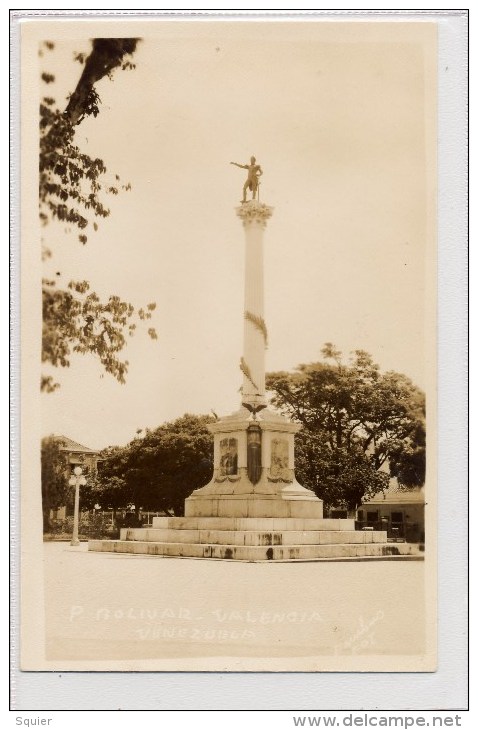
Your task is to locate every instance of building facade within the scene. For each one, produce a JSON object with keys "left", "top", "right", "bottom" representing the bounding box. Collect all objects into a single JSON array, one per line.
[
  {"left": 358, "top": 483, "right": 425, "bottom": 542},
  {"left": 49, "top": 436, "right": 101, "bottom": 520}
]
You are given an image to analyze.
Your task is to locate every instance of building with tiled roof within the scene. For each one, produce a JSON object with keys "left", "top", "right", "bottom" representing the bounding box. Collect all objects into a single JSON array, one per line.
[
  {"left": 56, "top": 435, "right": 101, "bottom": 470},
  {"left": 358, "top": 481, "right": 425, "bottom": 542},
  {"left": 49, "top": 436, "right": 102, "bottom": 520}
]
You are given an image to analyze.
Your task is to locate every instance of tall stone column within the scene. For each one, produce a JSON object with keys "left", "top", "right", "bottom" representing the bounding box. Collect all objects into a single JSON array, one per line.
[
  {"left": 184, "top": 197, "right": 323, "bottom": 518},
  {"left": 236, "top": 201, "right": 273, "bottom": 407}
]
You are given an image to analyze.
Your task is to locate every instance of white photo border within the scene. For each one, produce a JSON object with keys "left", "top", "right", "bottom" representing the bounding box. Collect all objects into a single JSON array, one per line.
[{"left": 9, "top": 7, "right": 468, "bottom": 712}]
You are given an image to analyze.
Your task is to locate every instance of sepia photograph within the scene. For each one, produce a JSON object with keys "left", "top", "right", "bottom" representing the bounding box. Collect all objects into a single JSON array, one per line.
[{"left": 18, "top": 16, "right": 441, "bottom": 675}]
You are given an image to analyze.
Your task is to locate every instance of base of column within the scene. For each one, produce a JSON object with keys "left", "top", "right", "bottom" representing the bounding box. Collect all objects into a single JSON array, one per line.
[
  {"left": 185, "top": 486, "right": 323, "bottom": 519},
  {"left": 185, "top": 405, "right": 323, "bottom": 518}
]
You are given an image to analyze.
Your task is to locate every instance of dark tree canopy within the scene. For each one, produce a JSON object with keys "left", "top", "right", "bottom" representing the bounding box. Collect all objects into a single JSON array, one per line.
[
  {"left": 266, "top": 344, "right": 425, "bottom": 511},
  {"left": 41, "top": 436, "right": 71, "bottom": 530},
  {"left": 39, "top": 38, "right": 157, "bottom": 392},
  {"left": 64, "top": 38, "right": 140, "bottom": 125},
  {"left": 94, "top": 415, "right": 214, "bottom": 517},
  {"left": 80, "top": 445, "right": 133, "bottom": 517}
]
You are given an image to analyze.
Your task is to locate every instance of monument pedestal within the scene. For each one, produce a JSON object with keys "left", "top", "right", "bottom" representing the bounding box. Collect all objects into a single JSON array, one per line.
[{"left": 185, "top": 406, "right": 323, "bottom": 519}]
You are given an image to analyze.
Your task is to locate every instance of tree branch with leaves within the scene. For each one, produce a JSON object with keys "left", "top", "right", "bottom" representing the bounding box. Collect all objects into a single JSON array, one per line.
[{"left": 39, "top": 38, "right": 157, "bottom": 392}]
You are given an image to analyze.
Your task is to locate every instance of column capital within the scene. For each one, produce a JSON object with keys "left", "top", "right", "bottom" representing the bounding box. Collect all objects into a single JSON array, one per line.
[{"left": 236, "top": 200, "right": 273, "bottom": 228}]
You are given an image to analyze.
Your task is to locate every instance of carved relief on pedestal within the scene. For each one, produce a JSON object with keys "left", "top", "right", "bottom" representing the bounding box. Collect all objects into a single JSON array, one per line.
[
  {"left": 268, "top": 437, "right": 293, "bottom": 484},
  {"left": 215, "top": 436, "right": 240, "bottom": 483}
]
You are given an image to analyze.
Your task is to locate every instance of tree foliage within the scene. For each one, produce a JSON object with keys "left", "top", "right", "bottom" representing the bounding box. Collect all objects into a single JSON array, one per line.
[
  {"left": 42, "top": 279, "right": 156, "bottom": 392},
  {"left": 266, "top": 344, "right": 426, "bottom": 510},
  {"left": 40, "top": 38, "right": 139, "bottom": 237},
  {"left": 39, "top": 38, "right": 157, "bottom": 392},
  {"left": 41, "top": 436, "right": 71, "bottom": 530},
  {"left": 79, "top": 445, "right": 133, "bottom": 519},
  {"left": 94, "top": 415, "right": 214, "bottom": 517}
]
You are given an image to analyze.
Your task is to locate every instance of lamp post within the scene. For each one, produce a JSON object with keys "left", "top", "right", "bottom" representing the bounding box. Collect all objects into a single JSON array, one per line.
[{"left": 69, "top": 466, "right": 87, "bottom": 546}]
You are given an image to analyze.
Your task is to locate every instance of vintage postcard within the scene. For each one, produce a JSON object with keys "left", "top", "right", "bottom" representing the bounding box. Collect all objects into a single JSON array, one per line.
[{"left": 17, "top": 15, "right": 442, "bottom": 676}]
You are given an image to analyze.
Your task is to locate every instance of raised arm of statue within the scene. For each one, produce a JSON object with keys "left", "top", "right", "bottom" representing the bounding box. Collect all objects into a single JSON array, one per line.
[{"left": 230, "top": 161, "right": 248, "bottom": 169}]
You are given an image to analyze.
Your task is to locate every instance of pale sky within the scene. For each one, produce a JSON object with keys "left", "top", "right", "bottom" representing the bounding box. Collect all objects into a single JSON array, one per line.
[{"left": 37, "top": 21, "right": 436, "bottom": 449}]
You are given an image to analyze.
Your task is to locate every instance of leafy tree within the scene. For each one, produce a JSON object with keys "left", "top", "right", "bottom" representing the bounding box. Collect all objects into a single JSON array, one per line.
[
  {"left": 266, "top": 344, "right": 425, "bottom": 511},
  {"left": 39, "top": 39, "right": 157, "bottom": 392},
  {"left": 82, "top": 445, "right": 134, "bottom": 524},
  {"left": 91, "top": 445, "right": 135, "bottom": 518},
  {"left": 41, "top": 436, "right": 71, "bottom": 530},
  {"left": 95, "top": 415, "right": 214, "bottom": 517}
]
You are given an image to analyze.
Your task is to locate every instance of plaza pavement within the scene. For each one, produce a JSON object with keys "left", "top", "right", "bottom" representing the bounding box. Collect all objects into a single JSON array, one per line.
[{"left": 43, "top": 541, "right": 427, "bottom": 671}]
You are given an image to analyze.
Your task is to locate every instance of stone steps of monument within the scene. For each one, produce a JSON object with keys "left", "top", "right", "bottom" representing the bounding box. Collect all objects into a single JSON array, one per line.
[
  {"left": 151, "top": 516, "right": 355, "bottom": 531},
  {"left": 88, "top": 539, "right": 420, "bottom": 561},
  {"left": 121, "top": 527, "right": 387, "bottom": 546}
]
